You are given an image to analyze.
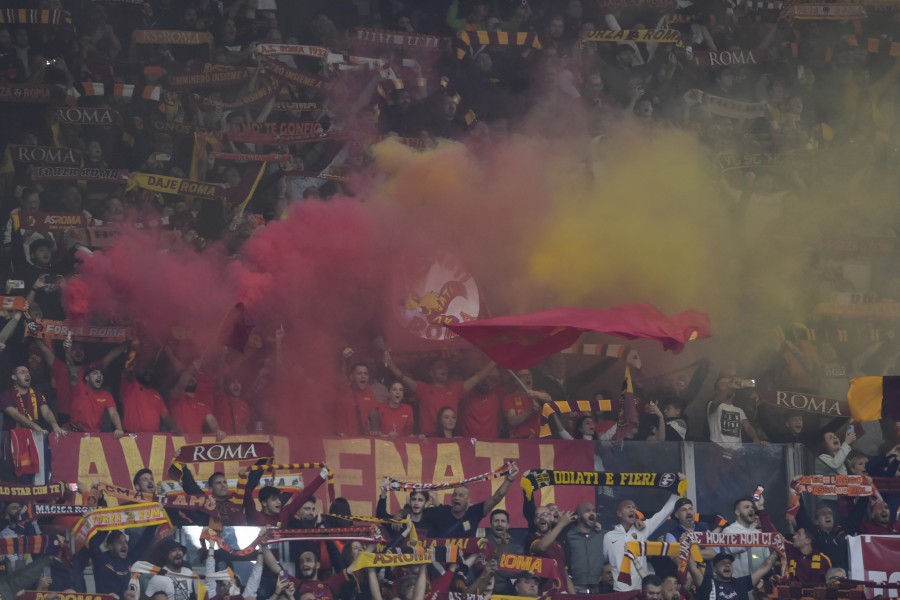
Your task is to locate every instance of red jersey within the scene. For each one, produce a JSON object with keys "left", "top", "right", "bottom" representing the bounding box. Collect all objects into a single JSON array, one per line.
[
  {"left": 171, "top": 374, "right": 216, "bottom": 434},
  {"left": 215, "top": 394, "right": 250, "bottom": 434},
  {"left": 70, "top": 382, "right": 114, "bottom": 432},
  {"left": 460, "top": 390, "right": 501, "bottom": 438},
  {"left": 337, "top": 386, "right": 379, "bottom": 435},
  {"left": 415, "top": 381, "right": 465, "bottom": 436},
  {"left": 120, "top": 376, "right": 168, "bottom": 433},
  {"left": 0, "top": 387, "right": 48, "bottom": 431},
  {"left": 502, "top": 391, "right": 540, "bottom": 438},
  {"left": 378, "top": 402, "right": 414, "bottom": 436}
]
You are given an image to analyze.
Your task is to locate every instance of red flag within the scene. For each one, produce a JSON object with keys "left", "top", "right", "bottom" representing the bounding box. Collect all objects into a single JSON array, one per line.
[
  {"left": 447, "top": 304, "right": 710, "bottom": 369},
  {"left": 220, "top": 303, "right": 254, "bottom": 353}
]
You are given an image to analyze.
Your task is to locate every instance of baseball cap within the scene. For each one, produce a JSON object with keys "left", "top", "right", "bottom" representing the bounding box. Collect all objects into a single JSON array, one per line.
[
  {"left": 712, "top": 552, "right": 735, "bottom": 565},
  {"left": 673, "top": 498, "right": 693, "bottom": 514}
]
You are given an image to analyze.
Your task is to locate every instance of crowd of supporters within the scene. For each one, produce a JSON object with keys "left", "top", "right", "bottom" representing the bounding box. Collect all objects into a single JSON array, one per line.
[{"left": 0, "top": 0, "right": 898, "bottom": 599}]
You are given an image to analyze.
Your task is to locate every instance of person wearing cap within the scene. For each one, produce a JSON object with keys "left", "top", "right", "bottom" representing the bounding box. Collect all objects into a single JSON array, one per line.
[
  {"left": 664, "top": 499, "right": 716, "bottom": 561},
  {"left": 688, "top": 550, "right": 778, "bottom": 600},
  {"left": 512, "top": 572, "right": 542, "bottom": 598},
  {"left": 604, "top": 473, "right": 685, "bottom": 591},
  {"left": 145, "top": 538, "right": 195, "bottom": 600},
  {"left": 69, "top": 365, "right": 124, "bottom": 437}
]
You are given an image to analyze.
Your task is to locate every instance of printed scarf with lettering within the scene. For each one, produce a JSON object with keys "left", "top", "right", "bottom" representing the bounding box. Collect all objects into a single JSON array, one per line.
[
  {"left": 210, "top": 152, "right": 292, "bottom": 163},
  {"left": 539, "top": 400, "right": 613, "bottom": 438},
  {"left": 683, "top": 89, "right": 768, "bottom": 119},
  {"left": 497, "top": 553, "right": 561, "bottom": 582},
  {"left": 352, "top": 28, "right": 449, "bottom": 51},
  {"left": 28, "top": 504, "right": 94, "bottom": 518},
  {"left": 55, "top": 107, "right": 123, "bottom": 126},
  {"left": 792, "top": 475, "right": 876, "bottom": 496},
  {"left": 9, "top": 145, "right": 80, "bottom": 164},
  {"left": 758, "top": 390, "right": 850, "bottom": 418},
  {"left": 0, "top": 85, "right": 63, "bottom": 104},
  {"left": 90, "top": 482, "right": 155, "bottom": 506},
  {"left": 521, "top": 470, "right": 686, "bottom": 501},
  {"left": 126, "top": 173, "right": 227, "bottom": 201},
  {"left": 582, "top": 29, "right": 683, "bottom": 47},
  {"left": 677, "top": 532, "right": 786, "bottom": 578},
  {"left": 595, "top": 0, "right": 675, "bottom": 9},
  {"left": 272, "top": 101, "right": 322, "bottom": 112},
  {"left": 73, "top": 503, "right": 171, "bottom": 549},
  {"left": 787, "top": 4, "right": 867, "bottom": 19},
  {"left": 353, "top": 548, "right": 453, "bottom": 569},
  {"left": 0, "top": 296, "right": 29, "bottom": 312},
  {"left": 19, "top": 592, "right": 117, "bottom": 600},
  {"left": 168, "top": 65, "right": 252, "bottom": 90},
  {"left": 618, "top": 542, "right": 700, "bottom": 585},
  {"left": 25, "top": 320, "right": 133, "bottom": 343},
  {"left": 129, "top": 30, "right": 214, "bottom": 63},
  {"left": 255, "top": 44, "right": 330, "bottom": 58},
  {"left": 195, "top": 81, "right": 280, "bottom": 113},
  {"left": 168, "top": 442, "right": 274, "bottom": 478},
  {"left": 260, "top": 56, "right": 330, "bottom": 91},
  {"left": 0, "top": 481, "right": 67, "bottom": 501},
  {"left": 389, "top": 463, "right": 512, "bottom": 492},
  {"left": 454, "top": 31, "right": 541, "bottom": 60},
  {"left": 33, "top": 166, "right": 129, "bottom": 183}
]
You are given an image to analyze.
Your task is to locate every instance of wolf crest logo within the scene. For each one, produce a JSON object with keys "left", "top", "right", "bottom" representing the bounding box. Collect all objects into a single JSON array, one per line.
[{"left": 397, "top": 253, "right": 481, "bottom": 341}]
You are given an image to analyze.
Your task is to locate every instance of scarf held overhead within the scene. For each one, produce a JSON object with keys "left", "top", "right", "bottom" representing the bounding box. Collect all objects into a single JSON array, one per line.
[
  {"left": 126, "top": 173, "right": 227, "bottom": 201},
  {"left": 454, "top": 31, "right": 542, "bottom": 60},
  {"left": 520, "top": 470, "right": 686, "bottom": 501},
  {"left": 168, "top": 441, "right": 274, "bottom": 478},
  {"left": 618, "top": 541, "right": 701, "bottom": 585},
  {"left": 389, "top": 463, "right": 513, "bottom": 492},
  {"left": 539, "top": 399, "right": 614, "bottom": 438},
  {"left": 73, "top": 503, "right": 171, "bottom": 549},
  {"left": 792, "top": 475, "right": 876, "bottom": 496},
  {"left": 677, "top": 532, "right": 786, "bottom": 577},
  {"left": 0, "top": 481, "right": 67, "bottom": 501}
]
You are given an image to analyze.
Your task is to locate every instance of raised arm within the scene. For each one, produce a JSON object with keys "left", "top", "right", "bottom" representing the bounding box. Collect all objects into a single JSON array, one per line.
[
  {"left": 484, "top": 463, "right": 519, "bottom": 513},
  {"left": 463, "top": 361, "right": 496, "bottom": 392},
  {"left": 384, "top": 350, "right": 418, "bottom": 393},
  {"left": 532, "top": 510, "right": 575, "bottom": 553}
]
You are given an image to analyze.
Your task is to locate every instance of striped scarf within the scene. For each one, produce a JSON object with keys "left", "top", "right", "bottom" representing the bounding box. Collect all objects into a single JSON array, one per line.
[
  {"left": 455, "top": 31, "right": 541, "bottom": 60},
  {"left": 438, "top": 76, "right": 477, "bottom": 126},
  {"left": 538, "top": 399, "right": 613, "bottom": 438},
  {"left": 618, "top": 541, "right": 698, "bottom": 585},
  {"left": 130, "top": 560, "right": 207, "bottom": 600},
  {"left": 321, "top": 513, "right": 417, "bottom": 539},
  {"left": 787, "top": 4, "right": 867, "bottom": 19},
  {"left": 73, "top": 503, "right": 171, "bottom": 549},
  {"left": 352, "top": 28, "right": 449, "bottom": 51},
  {"left": 389, "top": 463, "right": 512, "bottom": 492},
  {"left": 71, "top": 82, "right": 162, "bottom": 102},
  {"left": 0, "top": 9, "right": 71, "bottom": 25},
  {"left": 232, "top": 463, "right": 334, "bottom": 506},
  {"left": 204, "top": 526, "right": 382, "bottom": 558},
  {"left": 0, "top": 535, "right": 58, "bottom": 556}
]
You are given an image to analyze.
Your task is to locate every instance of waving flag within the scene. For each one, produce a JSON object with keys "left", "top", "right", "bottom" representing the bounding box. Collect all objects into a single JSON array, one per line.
[{"left": 447, "top": 304, "right": 710, "bottom": 369}]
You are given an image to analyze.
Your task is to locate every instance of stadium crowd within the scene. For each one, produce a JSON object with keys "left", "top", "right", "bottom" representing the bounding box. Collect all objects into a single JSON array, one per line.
[{"left": 0, "top": 0, "right": 898, "bottom": 599}]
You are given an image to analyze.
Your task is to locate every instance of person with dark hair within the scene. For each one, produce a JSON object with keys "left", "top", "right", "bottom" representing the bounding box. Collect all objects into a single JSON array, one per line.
[
  {"left": 338, "top": 362, "right": 379, "bottom": 436},
  {"left": 565, "top": 502, "right": 606, "bottom": 594},
  {"left": 436, "top": 406, "right": 459, "bottom": 438},
  {"left": 245, "top": 466, "right": 328, "bottom": 527},
  {"left": 641, "top": 574, "right": 663, "bottom": 599},
  {"left": 133, "top": 467, "right": 156, "bottom": 495},
  {"left": 377, "top": 381, "right": 414, "bottom": 437},
  {"left": 145, "top": 538, "right": 194, "bottom": 600},
  {"left": 377, "top": 480, "right": 431, "bottom": 538},
  {"left": 69, "top": 366, "right": 124, "bottom": 437},
  {"left": 688, "top": 551, "right": 778, "bottom": 600},
  {"left": 768, "top": 410, "right": 807, "bottom": 444},
  {"left": 89, "top": 528, "right": 158, "bottom": 598},
  {"left": 180, "top": 470, "right": 245, "bottom": 526}
]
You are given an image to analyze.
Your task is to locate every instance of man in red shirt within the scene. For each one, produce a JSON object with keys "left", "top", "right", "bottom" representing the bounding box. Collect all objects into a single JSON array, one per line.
[
  {"left": 460, "top": 370, "right": 503, "bottom": 439},
  {"left": 1, "top": 365, "right": 65, "bottom": 434},
  {"left": 377, "top": 381, "right": 414, "bottom": 437},
  {"left": 337, "top": 363, "right": 380, "bottom": 435},
  {"left": 120, "top": 361, "right": 178, "bottom": 433},
  {"left": 69, "top": 368, "right": 125, "bottom": 437},
  {"left": 385, "top": 351, "right": 495, "bottom": 436},
  {"left": 215, "top": 375, "right": 250, "bottom": 435},
  {"left": 169, "top": 361, "right": 225, "bottom": 440},
  {"left": 503, "top": 369, "right": 551, "bottom": 439}
]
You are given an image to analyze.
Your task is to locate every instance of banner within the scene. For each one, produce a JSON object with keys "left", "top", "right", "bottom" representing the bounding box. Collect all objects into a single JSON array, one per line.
[
  {"left": 758, "top": 390, "right": 849, "bottom": 418},
  {"left": 9, "top": 145, "right": 79, "bottom": 164},
  {"left": 0, "top": 481, "right": 66, "bottom": 501},
  {"left": 684, "top": 90, "right": 768, "bottom": 120},
  {"left": 55, "top": 107, "right": 122, "bottom": 126},
  {"left": 168, "top": 65, "right": 251, "bottom": 89},
  {"left": 49, "top": 435, "right": 594, "bottom": 528},
  {"left": 0, "top": 84, "right": 62, "bottom": 103},
  {"left": 583, "top": 29, "right": 683, "bottom": 47},
  {"left": 73, "top": 502, "right": 171, "bottom": 549},
  {"left": 25, "top": 319, "right": 133, "bottom": 343},
  {"left": 848, "top": 535, "right": 900, "bottom": 597},
  {"left": 126, "top": 173, "right": 227, "bottom": 201},
  {"left": 34, "top": 166, "right": 129, "bottom": 183},
  {"left": 260, "top": 56, "right": 329, "bottom": 90},
  {"left": 521, "top": 470, "right": 684, "bottom": 500},
  {"left": 13, "top": 212, "right": 87, "bottom": 232}
]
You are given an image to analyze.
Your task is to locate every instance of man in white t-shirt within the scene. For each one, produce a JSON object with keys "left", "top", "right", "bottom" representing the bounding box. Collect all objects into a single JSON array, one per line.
[
  {"left": 706, "top": 377, "right": 764, "bottom": 449},
  {"left": 145, "top": 539, "right": 195, "bottom": 600}
]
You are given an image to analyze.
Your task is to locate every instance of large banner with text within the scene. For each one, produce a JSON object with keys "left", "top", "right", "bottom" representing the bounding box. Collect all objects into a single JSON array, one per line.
[
  {"left": 849, "top": 535, "right": 900, "bottom": 598},
  {"left": 49, "top": 435, "right": 594, "bottom": 528}
]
